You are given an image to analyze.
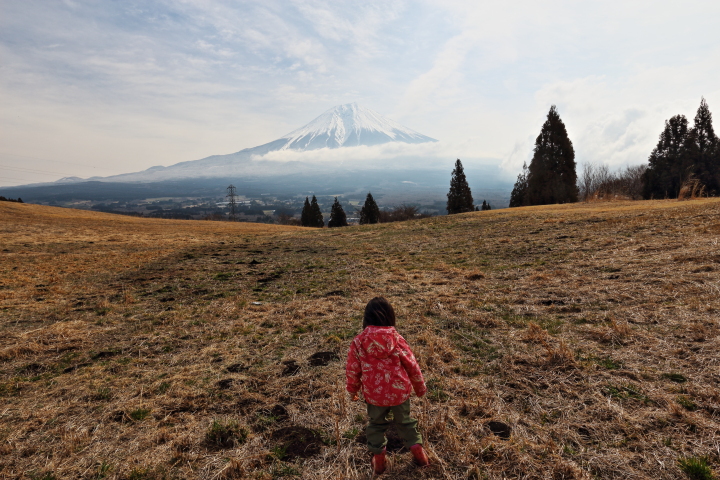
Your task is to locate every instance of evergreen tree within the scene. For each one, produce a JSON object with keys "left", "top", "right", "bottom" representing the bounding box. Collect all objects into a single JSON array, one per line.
[
  {"left": 525, "top": 106, "right": 578, "bottom": 205},
  {"left": 300, "top": 197, "right": 312, "bottom": 227},
  {"left": 328, "top": 197, "right": 348, "bottom": 228},
  {"left": 509, "top": 162, "right": 529, "bottom": 207},
  {"left": 688, "top": 98, "right": 720, "bottom": 195},
  {"left": 481, "top": 200, "right": 491, "bottom": 211},
  {"left": 446, "top": 159, "right": 474, "bottom": 214},
  {"left": 643, "top": 115, "right": 690, "bottom": 199},
  {"left": 359, "top": 192, "right": 380, "bottom": 225},
  {"left": 643, "top": 98, "right": 720, "bottom": 198},
  {"left": 310, "top": 195, "right": 324, "bottom": 227}
]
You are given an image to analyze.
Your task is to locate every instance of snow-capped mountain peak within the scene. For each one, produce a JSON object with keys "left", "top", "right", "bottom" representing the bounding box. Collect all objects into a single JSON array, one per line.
[
  {"left": 70, "top": 103, "right": 437, "bottom": 183},
  {"left": 276, "top": 103, "right": 435, "bottom": 150}
]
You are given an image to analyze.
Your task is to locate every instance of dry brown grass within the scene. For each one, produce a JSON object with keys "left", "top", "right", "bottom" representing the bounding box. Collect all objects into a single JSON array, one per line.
[{"left": 2, "top": 199, "right": 720, "bottom": 479}]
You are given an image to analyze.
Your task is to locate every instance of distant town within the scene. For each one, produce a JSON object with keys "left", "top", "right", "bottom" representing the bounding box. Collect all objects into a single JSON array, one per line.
[{"left": 44, "top": 192, "right": 450, "bottom": 225}]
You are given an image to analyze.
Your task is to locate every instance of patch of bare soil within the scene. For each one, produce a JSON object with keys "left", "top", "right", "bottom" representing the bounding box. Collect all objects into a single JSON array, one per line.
[{"left": 271, "top": 426, "right": 324, "bottom": 460}]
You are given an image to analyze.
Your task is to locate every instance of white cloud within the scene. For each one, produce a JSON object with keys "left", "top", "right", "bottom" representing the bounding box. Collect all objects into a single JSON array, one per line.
[
  {"left": 251, "top": 141, "right": 449, "bottom": 168},
  {"left": 2, "top": 0, "right": 720, "bottom": 187},
  {"left": 499, "top": 54, "right": 720, "bottom": 174}
]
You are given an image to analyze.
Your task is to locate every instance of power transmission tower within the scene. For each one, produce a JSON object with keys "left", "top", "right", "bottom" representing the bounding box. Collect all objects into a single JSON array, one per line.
[{"left": 226, "top": 184, "right": 237, "bottom": 221}]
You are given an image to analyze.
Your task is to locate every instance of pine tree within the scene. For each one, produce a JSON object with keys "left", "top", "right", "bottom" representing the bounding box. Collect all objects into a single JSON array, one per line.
[
  {"left": 481, "top": 200, "right": 491, "bottom": 211},
  {"left": 643, "top": 115, "right": 690, "bottom": 199},
  {"left": 525, "top": 106, "right": 578, "bottom": 205},
  {"left": 300, "top": 197, "right": 312, "bottom": 227},
  {"left": 643, "top": 99, "right": 720, "bottom": 198},
  {"left": 688, "top": 98, "right": 720, "bottom": 195},
  {"left": 446, "top": 159, "right": 474, "bottom": 214},
  {"left": 310, "top": 195, "right": 324, "bottom": 227},
  {"left": 359, "top": 192, "right": 380, "bottom": 225},
  {"left": 509, "top": 162, "right": 529, "bottom": 207},
  {"left": 328, "top": 197, "right": 348, "bottom": 227}
]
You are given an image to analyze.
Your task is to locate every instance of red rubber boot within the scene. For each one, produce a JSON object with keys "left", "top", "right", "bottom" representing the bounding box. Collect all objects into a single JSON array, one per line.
[
  {"left": 371, "top": 447, "right": 387, "bottom": 475},
  {"left": 410, "top": 444, "right": 430, "bottom": 467}
]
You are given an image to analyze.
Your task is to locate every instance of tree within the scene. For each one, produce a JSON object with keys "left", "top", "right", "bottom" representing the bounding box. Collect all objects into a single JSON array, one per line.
[
  {"left": 277, "top": 213, "right": 301, "bottom": 226},
  {"left": 643, "top": 99, "right": 720, "bottom": 198},
  {"left": 688, "top": 98, "right": 720, "bottom": 195},
  {"left": 525, "top": 106, "right": 578, "bottom": 205},
  {"left": 310, "top": 195, "right": 324, "bottom": 227},
  {"left": 300, "top": 197, "right": 312, "bottom": 226},
  {"left": 359, "top": 192, "right": 380, "bottom": 225},
  {"left": 328, "top": 197, "right": 348, "bottom": 227},
  {"left": 378, "top": 204, "right": 428, "bottom": 223},
  {"left": 481, "top": 200, "right": 491, "bottom": 211},
  {"left": 509, "top": 162, "right": 529, "bottom": 207},
  {"left": 643, "top": 115, "right": 691, "bottom": 199},
  {"left": 579, "top": 162, "right": 595, "bottom": 201},
  {"left": 446, "top": 159, "right": 474, "bottom": 214}
]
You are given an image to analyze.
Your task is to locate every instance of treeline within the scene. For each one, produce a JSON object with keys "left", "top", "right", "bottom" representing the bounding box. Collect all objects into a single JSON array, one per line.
[
  {"left": 297, "top": 193, "right": 432, "bottom": 228},
  {"left": 296, "top": 157, "right": 497, "bottom": 227},
  {"left": 578, "top": 164, "right": 646, "bottom": 201},
  {"left": 509, "top": 98, "right": 720, "bottom": 207},
  {"left": 644, "top": 98, "right": 719, "bottom": 198},
  {"left": 0, "top": 196, "right": 23, "bottom": 203}
]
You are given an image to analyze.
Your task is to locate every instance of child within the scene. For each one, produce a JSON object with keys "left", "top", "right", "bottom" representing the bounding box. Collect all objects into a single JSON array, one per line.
[{"left": 346, "top": 297, "right": 430, "bottom": 475}]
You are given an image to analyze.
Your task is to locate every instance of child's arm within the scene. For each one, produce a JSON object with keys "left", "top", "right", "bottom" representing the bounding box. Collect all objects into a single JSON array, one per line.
[
  {"left": 345, "top": 340, "right": 362, "bottom": 396},
  {"left": 397, "top": 337, "right": 427, "bottom": 397}
]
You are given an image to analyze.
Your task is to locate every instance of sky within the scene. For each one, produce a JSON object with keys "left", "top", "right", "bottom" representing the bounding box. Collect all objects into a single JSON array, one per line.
[{"left": 1, "top": 0, "right": 719, "bottom": 187}]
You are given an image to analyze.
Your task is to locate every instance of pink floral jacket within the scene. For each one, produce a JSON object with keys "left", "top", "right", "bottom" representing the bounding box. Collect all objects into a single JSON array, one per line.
[{"left": 345, "top": 326, "right": 427, "bottom": 406}]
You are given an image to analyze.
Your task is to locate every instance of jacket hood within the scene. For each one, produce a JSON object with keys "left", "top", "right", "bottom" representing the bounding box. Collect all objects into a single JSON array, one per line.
[{"left": 357, "top": 326, "right": 398, "bottom": 360}]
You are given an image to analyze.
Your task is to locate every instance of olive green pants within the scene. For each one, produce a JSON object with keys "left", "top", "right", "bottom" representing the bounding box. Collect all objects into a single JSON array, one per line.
[{"left": 366, "top": 399, "right": 422, "bottom": 454}]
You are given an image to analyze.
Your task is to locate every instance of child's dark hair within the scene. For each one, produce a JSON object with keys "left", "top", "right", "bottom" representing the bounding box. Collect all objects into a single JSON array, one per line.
[{"left": 363, "top": 297, "right": 396, "bottom": 328}]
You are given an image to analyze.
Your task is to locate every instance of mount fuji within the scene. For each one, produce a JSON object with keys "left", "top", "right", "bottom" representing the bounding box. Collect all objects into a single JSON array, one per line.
[
  {"left": 270, "top": 103, "right": 435, "bottom": 151},
  {"left": 88, "top": 103, "right": 436, "bottom": 183},
  {"left": 3, "top": 104, "right": 510, "bottom": 207}
]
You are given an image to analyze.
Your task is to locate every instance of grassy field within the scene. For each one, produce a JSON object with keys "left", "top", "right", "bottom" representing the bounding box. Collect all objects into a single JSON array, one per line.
[{"left": 1, "top": 199, "right": 719, "bottom": 480}]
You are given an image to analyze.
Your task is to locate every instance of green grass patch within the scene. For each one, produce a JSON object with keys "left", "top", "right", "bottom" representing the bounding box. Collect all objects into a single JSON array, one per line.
[
  {"left": 94, "top": 387, "right": 112, "bottom": 401},
  {"left": 676, "top": 395, "right": 698, "bottom": 411},
  {"left": 678, "top": 456, "right": 715, "bottom": 480},
  {"left": 126, "top": 466, "right": 167, "bottom": 480},
  {"left": 538, "top": 317, "right": 564, "bottom": 335},
  {"left": 584, "top": 355, "right": 622, "bottom": 370},
  {"left": 605, "top": 383, "right": 653, "bottom": 404},
  {"left": 28, "top": 473, "right": 56, "bottom": 480},
  {"left": 271, "top": 461, "right": 300, "bottom": 478},
  {"left": 270, "top": 445, "right": 287, "bottom": 460},
  {"left": 662, "top": 372, "right": 687, "bottom": 383},
  {"left": 156, "top": 382, "right": 171, "bottom": 395},
  {"left": 426, "top": 378, "right": 450, "bottom": 402},
  {"left": 206, "top": 419, "right": 248, "bottom": 448},
  {"left": 95, "top": 461, "right": 113, "bottom": 479},
  {"left": 129, "top": 408, "right": 151, "bottom": 421}
]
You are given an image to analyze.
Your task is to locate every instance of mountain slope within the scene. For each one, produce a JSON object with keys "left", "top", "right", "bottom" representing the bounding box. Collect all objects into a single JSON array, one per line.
[{"left": 87, "top": 103, "right": 437, "bottom": 183}]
